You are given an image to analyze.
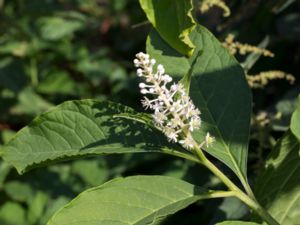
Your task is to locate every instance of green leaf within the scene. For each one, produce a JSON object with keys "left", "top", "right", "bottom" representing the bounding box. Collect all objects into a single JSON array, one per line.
[
  {"left": 4, "top": 181, "right": 34, "bottom": 202},
  {"left": 11, "top": 87, "right": 53, "bottom": 116},
  {"left": 189, "top": 27, "right": 251, "bottom": 184},
  {"left": 215, "top": 221, "right": 260, "bottom": 225},
  {"left": 1, "top": 100, "right": 187, "bottom": 174},
  {"left": 255, "top": 131, "right": 300, "bottom": 224},
  {"left": 71, "top": 159, "right": 109, "bottom": 187},
  {"left": 47, "top": 175, "right": 212, "bottom": 225},
  {"left": 37, "top": 17, "right": 84, "bottom": 41},
  {"left": 139, "top": 0, "right": 196, "bottom": 56},
  {"left": 1, "top": 129, "right": 16, "bottom": 144},
  {"left": 0, "top": 58, "right": 27, "bottom": 93},
  {"left": 0, "top": 202, "right": 27, "bottom": 225},
  {"left": 37, "top": 70, "right": 79, "bottom": 95},
  {"left": 41, "top": 197, "right": 70, "bottom": 225},
  {"left": 147, "top": 26, "right": 251, "bottom": 182},
  {"left": 272, "top": 89, "right": 299, "bottom": 131},
  {"left": 28, "top": 191, "right": 49, "bottom": 225},
  {"left": 0, "top": 41, "right": 28, "bottom": 57},
  {"left": 291, "top": 95, "right": 300, "bottom": 141},
  {"left": 146, "top": 30, "right": 190, "bottom": 77},
  {"left": 211, "top": 197, "right": 248, "bottom": 222},
  {"left": 0, "top": 162, "right": 11, "bottom": 188}
]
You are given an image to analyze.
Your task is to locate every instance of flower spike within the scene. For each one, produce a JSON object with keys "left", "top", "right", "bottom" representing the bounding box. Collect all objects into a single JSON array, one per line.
[{"left": 134, "top": 52, "right": 203, "bottom": 149}]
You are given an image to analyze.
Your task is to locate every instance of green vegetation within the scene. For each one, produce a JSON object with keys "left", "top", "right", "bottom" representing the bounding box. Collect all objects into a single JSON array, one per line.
[{"left": 0, "top": 1, "right": 299, "bottom": 224}]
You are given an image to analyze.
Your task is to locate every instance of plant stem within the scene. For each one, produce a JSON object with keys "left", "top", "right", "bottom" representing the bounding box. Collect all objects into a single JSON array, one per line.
[
  {"left": 236, "top": 191, "right": 280, "bottom": 225},
  {"left": 193, "top": 146, "right": 279, "bottom": 225},
  {"left": 163, "top": 148, "right": 201, "bottom": 164},
  {"left": 205, "top": 190, "right": 236, "bottom": 199}
]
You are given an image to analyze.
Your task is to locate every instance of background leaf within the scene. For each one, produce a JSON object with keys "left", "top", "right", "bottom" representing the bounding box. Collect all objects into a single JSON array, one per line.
[
  {"left": 139, "top": 0, "right": 196, "bottom": 56},
  {"left": 37, "top": 17, "right": 84, "bottom": 41},
  {"left": 215, "top": 221, "right": 260, "bottom": 225},
  {"left": 240, "top": 36, "right": 270, "bottom": 72},
  {"left": 27, "top": 191, "right": 49, "bottom": 225},
  {"left": 147, "top": 25, "right": 252, "bottom": 182},
  {"left": 1, "top": 100, "right": 185, "bottom": 174},
  {"left": 291, "top": 95, "right": 300, "bottom": 141},
  {"left": 4, "top": 181, "right": 33, "bottom": 202},
  {"left": 0, "top": 202, "right": 27, "bottom": 225},
  {"left": 210, "top": 197, "right": 248, "bottom": 224},
  {"left": 47, "top": 175, "right": 209, "bottom": 225},
  {"left": 255, "top": 131, "right": 300, "bottom": 224}
]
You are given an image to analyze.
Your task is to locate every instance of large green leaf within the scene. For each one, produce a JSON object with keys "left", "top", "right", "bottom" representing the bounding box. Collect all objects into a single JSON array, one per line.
[
  {"left": 255, "top": 131, "right": 300, "bottom": 225},
  {"left": 216, "top": 221, "right": 260, "bottom": 225},
  {"left": 291, "top": 95, "right": 300, "bottom": 141},
  {"left": 47, "top": 175, "right": 212, "bottom": 225},
  {"left": 1, "top": 100, "right": 188, "bottom": 174},
  {"left": 139, "top": 0, "right": 196, "bottom": 56},
  {"left": 188, "top": 27, "right": 251, "bottom": 182},
  {"left": 147, "top": 26, "right": 252, "bottom": 182}
]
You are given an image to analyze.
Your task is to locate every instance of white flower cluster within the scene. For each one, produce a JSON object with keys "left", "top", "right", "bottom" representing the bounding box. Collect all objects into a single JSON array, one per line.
[{"left": 134, "top": 52, "right": 203, "bottom": 149}]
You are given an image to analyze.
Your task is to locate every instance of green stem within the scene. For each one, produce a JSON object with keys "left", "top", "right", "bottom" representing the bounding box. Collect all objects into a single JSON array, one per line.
[
  {"left": 194, "top": 146, "right": 241, "bottom": 192},
  {"left": 193, "top": 146, "right": 279, "bottom": 225},
  {"left": 243, "top": 180, "right": 256, "bottom": 200},
  {"left": 236, "top": 191, "right": 280, "bottom": 225},
  {"left": 163, "top": 148, "right": 201, "bottom": 164},
  {"left": 205, "top": 190, "right": 236, "bottom": 199}
]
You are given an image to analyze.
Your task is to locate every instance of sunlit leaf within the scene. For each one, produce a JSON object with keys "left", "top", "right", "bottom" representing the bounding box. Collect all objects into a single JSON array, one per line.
[
  {"left": 139, "top": 0, "right": 196, "bottom": 56},
  {"left": 216, "top": 221, "right": 260, "bottom": 225},
  {"left": 1, "top": 100, "right": 189, "bottom": 174},
  {"left": 291, "top": 95, "right": 300, "bottom": 141},
  {"left": 48, "top": 176, "right": 210, "bottom": 225}
]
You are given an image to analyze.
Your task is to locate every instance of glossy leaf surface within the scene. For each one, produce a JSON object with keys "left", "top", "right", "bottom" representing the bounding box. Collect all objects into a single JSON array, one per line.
[
  {"left": 1, "top": 100, "right": 184, "bottom": 174},
  {"left": 48, "top": 176, "right": 208, "bottom": 225},
  {"left": 139, "top": 0, "right": 196, "bottom": 56}
]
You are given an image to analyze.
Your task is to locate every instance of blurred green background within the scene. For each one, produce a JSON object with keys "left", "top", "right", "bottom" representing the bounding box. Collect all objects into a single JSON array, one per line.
[{"left": 0, "top": 0, "right": 299, "bottom": 224}]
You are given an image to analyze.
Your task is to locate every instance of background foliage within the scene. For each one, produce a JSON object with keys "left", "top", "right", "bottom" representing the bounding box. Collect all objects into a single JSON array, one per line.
[{"left": 0, "top": 0, "right": 299, "bottom": 224}]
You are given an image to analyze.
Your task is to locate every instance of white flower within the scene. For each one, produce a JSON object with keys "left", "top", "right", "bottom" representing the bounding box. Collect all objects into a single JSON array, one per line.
[
  {"left": 205, "top": 132, "right": 215, "bottom": 147},
  {"left": 179, "top": 135, "right": 195, "bottom": 149},
  {"left": 141, "top": 97, "right": 155, "bottom": 109},
  {"left": 163, "top": 127, "right": 179, "bottom": 142},
  {"left": 134, "top": 52, "right": 203, "bottom": 147},
  {"left": 170, "top": 115, "right": 184, "bottom": 128},
  {"left": 153, "top": 111, "right": 167, "bottom": 126},
  {"left": 189, "top": 116, "right": 201, "bottom": 131}
]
